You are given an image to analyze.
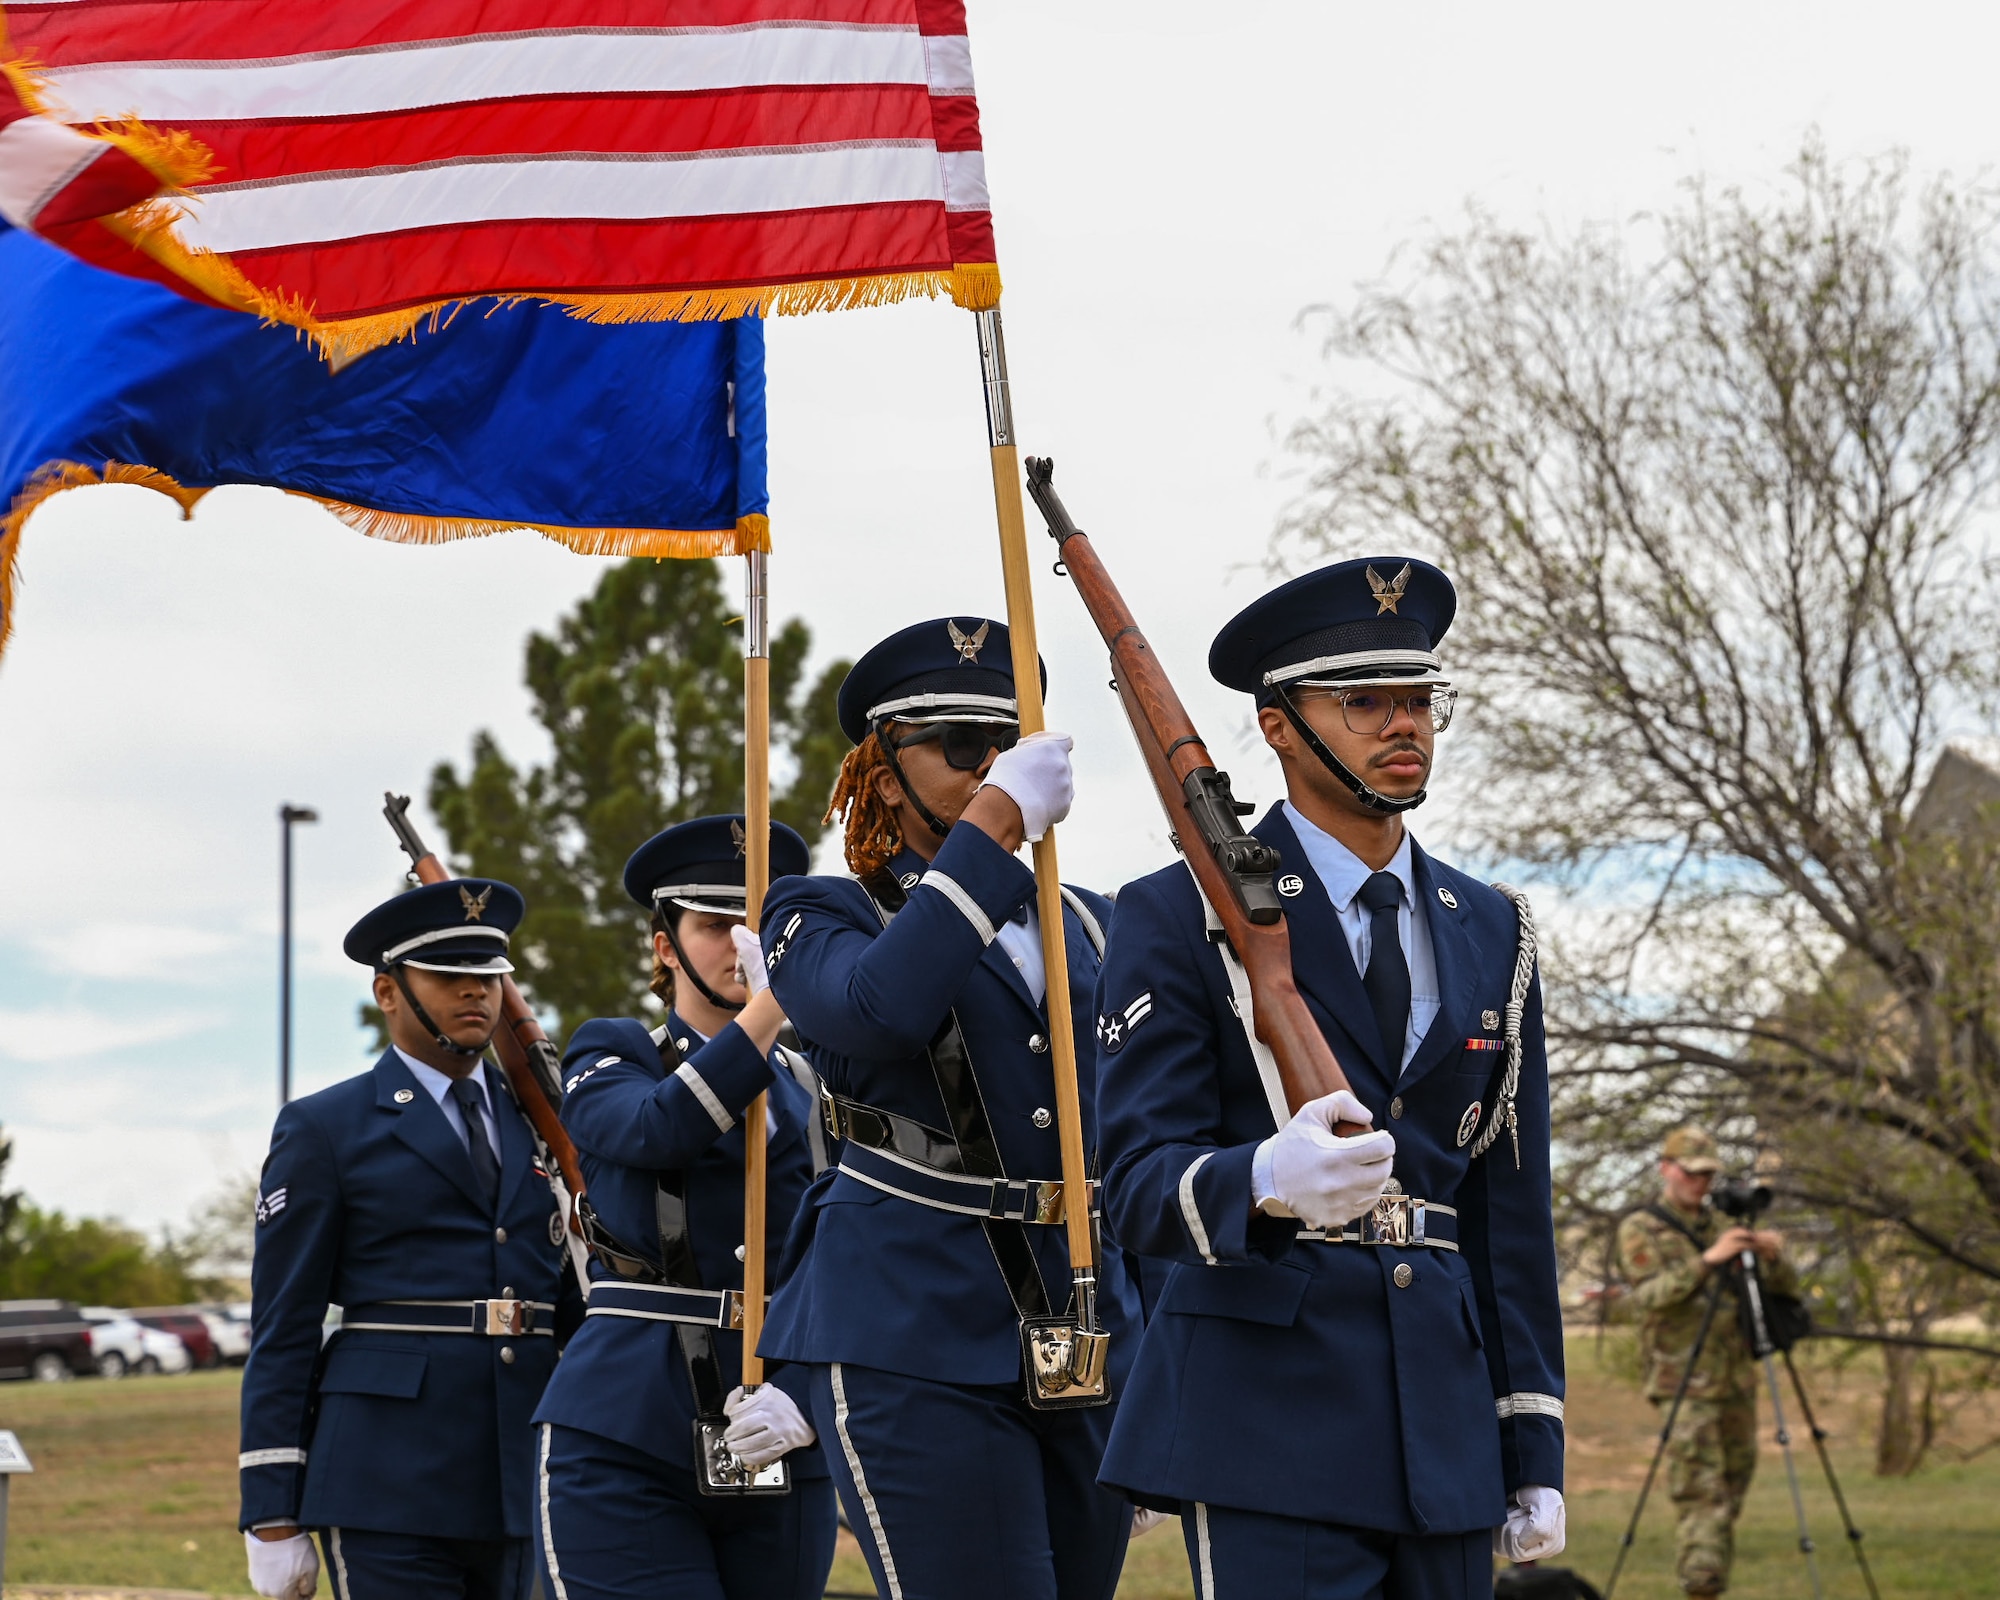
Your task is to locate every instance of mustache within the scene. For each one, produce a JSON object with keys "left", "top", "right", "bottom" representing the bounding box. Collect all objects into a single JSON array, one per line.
[{"left": 1368, "top": 740, "right": 1429, "bottom": 767}]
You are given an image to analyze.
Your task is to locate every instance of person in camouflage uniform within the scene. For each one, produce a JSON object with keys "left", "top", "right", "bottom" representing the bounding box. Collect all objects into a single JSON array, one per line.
[{"left": 1615, "top": 1127, "right": 1793, "bottom": 1597}]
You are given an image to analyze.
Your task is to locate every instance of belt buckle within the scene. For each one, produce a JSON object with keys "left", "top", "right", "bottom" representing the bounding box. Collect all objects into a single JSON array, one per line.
[
  {"left": 819, "top": 1082, "right": 844, "bottom": 1140},
  {"left": 483, "top": 1299, "right": 527, "bottom": 1336},
  {"left": 1028, "top": 1180, "right": 1065, "bottom": 1226},
  {"left": 1370, "top": 1181, "right": 1412, "bottom": 1248},
  {"left": 724, "top": 1290, "right": 746, "bottom": 1330}
]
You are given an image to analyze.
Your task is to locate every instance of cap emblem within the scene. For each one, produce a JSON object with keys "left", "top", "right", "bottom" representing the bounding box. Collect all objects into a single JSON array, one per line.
[
  {"left": 459, "top": 884, "right": 493, "bottom": 922},
  {"left": 947, "top": 618, "right": 990, "bottom": 663},
  {"left": 730, "top": 820, "right": 747, "bottom": 858},
  {"left": 1367, "top": 562, "right": 1412, "bottom": 615},
  {"left": 1456, "top": 1101, "right": 1482, "bottom": 1146}
]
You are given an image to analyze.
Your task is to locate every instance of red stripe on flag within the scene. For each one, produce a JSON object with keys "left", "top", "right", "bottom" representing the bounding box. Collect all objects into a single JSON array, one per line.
[
  {"left": 179, "top": 85, "right": 938, "bottom": 185},
  {"left": 31, "top": 144, "right": 165, "bottom": 228},
  {"left": 943, "top": 207, "right": 993, "bottom": 270},
  {"left": 7, "top": 0, "right": 922, "bottom": 65},
  {"left": 223, "top": 202, "right": 958, "bottom": 321},
  {"left": 910, "top": 0, "right": 967, "bottom": 35},
  {"left": 927, "top": 92, "right": 981, "bottom": 153}
]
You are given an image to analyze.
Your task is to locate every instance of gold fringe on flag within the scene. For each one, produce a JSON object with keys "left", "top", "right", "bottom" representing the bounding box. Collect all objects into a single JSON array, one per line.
[{"left": 0, "top": 461, "right": 769, "bottom": 657}]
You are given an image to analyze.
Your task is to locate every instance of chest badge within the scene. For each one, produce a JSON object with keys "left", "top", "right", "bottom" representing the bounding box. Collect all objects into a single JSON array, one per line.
[
  {"left": 394, "top": 1088, "right": 415, "bottom": 1104},
  {"left": 899, "top": 871, "right": 920, "bottom": 890},
  {"left": 1456, "top": 1101, "right": 1483, "bottom": 1147},
  {"left": 1482, "top": 1009, "right": 1500, "bottom": 1032},
  {"left": 1277, "top": 874, "right": 1304, "bottom": 898},
  {"left": 1437, "top": 887, "right": 1458, "bottom": 909},
  {"left": 548, "top": 1211, "right": 567, "bottom": 1247}
]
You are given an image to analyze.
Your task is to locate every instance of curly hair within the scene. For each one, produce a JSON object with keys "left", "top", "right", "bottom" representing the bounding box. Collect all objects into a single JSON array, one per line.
[{"left": 824, "top": 729, "right": 904, "bottom": 880}]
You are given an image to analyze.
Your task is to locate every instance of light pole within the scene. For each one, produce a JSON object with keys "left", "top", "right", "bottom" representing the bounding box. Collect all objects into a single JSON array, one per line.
[{"left": 279, "top": 804, "right": 319, "bottom": 1107}]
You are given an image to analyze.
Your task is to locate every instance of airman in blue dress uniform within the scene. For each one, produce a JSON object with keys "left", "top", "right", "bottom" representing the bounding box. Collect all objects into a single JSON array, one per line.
[
  {"left": 757, "top": 617, "right": 1142, "bottom": 1600},
  {"left": 240, "top": 878, "right": 581, "bottom": 1600},
  {"left": 531, "top": 815, "right": 836, "bottom": 1600},
  {"left": 1092, "top": 559, "right": 1567, "bottom": 1599}
]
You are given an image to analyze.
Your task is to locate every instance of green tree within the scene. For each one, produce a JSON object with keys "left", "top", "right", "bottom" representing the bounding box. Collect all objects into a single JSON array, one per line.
[{"left": 426, "top": 556, "right": 849, "bottom": 1041}]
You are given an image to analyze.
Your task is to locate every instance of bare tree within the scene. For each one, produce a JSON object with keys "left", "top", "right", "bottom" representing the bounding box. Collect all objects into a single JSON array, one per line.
[{"left": 1279, "top": 144, "right": 2000, "bottom": 1463}]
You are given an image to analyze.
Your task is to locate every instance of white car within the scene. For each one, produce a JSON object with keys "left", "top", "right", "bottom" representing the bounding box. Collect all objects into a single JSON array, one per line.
[
  {"left": 82, "top": 1309, "right": 191, "bottom": 1377},
  {"left": 200, "top": 1309, "right": 251, "bottom": 1365},
  {"left": 138, "top": 1325, "right": 194, "bottom": 1375},
  {"left": 81, "top": 1308, "right": 143, "bottom": 1378}
]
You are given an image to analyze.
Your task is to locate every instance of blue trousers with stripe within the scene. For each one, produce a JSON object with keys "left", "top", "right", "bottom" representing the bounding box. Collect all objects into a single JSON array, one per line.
[
  {"left": 809, "top": 1361, "right": 1131, "bottom": 1600},
  {"left": 1183, "top": 1501, "right": 1492, "bottom": 1600},
  {"left": 534, "top": 1423, "right": 836, "bottom": 1600},
  {"left": 317, "top": 1527, "right": 530, "bottom": 1600}
]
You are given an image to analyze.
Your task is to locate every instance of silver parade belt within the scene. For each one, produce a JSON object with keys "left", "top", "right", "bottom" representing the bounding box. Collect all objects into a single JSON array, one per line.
[
  {"left": 583, "top": 1279, "right": 746, "bottom": 1329},
  {"left": 341, "top": 1298, "right": 556, "bottom": 1335},
  {"left": 1299, "top": 1186, "right": 1459, "bottom": 1251}
]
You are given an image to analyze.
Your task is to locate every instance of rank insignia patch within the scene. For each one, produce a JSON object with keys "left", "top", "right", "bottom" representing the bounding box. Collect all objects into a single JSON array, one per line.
[
  {"left": 255, "top": 1186, "right": 288, "bottom": 1226},
  {"left": 766, "top": 911, "right": 803, "bottom": 970},
  {"left": 1455, "top": 1103, "right": 1482, "bottom": 1147},
  {"left": 1096, "top": 992, "right": 1153, "bottom": 1054}
]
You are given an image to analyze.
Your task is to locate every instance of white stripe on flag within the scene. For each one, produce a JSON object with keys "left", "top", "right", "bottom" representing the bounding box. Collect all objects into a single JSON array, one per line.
[
  {"left": 43, "top": 26, "right": 928, "bottom": 126},
  {"left": 0, "top": 116, "right": 111, "bottom": 229},
  {"left": 920, "top": 33, "right": 976, "bottom": 95},
  {"left": 939, "top": 149, "right": 988, "bottom": 213},
  {"left": 174, "top": 143, "right": 948, "bottom": 255}
]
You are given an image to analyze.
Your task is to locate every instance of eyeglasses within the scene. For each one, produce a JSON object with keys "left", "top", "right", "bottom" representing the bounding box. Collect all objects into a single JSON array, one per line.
[
  {"left": 886, "top": 720, "right": 1022, "bottom": 771},
  {"left": 1296, "top": 686, "right": 1458, "bottom": 735}
]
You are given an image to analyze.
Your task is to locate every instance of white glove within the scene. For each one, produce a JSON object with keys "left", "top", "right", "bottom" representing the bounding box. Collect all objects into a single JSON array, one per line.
[
  {"left": 1131, "top": 1508, "right": 1173, "bottom": 1537},
  {"left": 1494, "top": 1485, "right": 1566, "bottom": 1562},
  {"left": 980, "top": 730, "right": 1075, "bottom": 842},
  {"left": 730, "top": 924, "right": 771, "bottom": 996},
  {"left": 245, "top": 1530, "right": 319, "bottom": 1599},
  {"left": 722, "top": 1382, "right": 816, "bottom": 1469},
  {"left": 1253, "top": 1090, "right": 1395, "bottom": 1230}
]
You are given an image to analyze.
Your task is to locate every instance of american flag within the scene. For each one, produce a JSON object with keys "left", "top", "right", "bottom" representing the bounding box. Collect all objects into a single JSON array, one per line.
[{"left": 0, "top": 1, "right": 998, "bottom": 357}]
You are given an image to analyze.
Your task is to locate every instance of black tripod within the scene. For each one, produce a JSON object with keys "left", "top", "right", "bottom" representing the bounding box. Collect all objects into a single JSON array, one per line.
[{"left": 1604, "top": 1252, "right": 1879, "bottom": 1600}]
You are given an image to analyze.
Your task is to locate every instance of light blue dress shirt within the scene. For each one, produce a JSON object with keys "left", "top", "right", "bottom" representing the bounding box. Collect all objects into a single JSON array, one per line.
[
  {"left": 395, "top": 1048, "right": 503, "bottom": 1166},
  {"left": 993, "top": 901, "right": 1045, "bottom": 1006},
  {"left": 1281, "top": 802, "right": 1440, "bottom": 1074}
]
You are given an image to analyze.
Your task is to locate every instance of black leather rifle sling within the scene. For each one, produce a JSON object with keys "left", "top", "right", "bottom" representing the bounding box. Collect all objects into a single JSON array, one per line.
[{"left": 862, "top": 873, "right": 1052, "bottom": 1321}]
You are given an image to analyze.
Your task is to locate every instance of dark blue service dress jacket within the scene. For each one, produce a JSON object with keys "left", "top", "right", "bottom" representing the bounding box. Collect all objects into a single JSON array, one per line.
[
  {"left": 530, "top": 1010, "right": 828, "bottom": 1479},
  {"left": 757, "top": 825, "right": 1141, "bottom": 1387},
  {"left": 1094, "top": 806, "right": 1564, "bottom": 1535},
  {"left": 239, "top": 1052, "right": 580, "bottom": 1539}
]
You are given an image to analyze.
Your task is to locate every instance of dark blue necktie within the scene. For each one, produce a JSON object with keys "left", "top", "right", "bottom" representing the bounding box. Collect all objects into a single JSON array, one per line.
[
  {"left": 1358, "top": 871, "right": 1411, "bottom": 1069},
  {"left": 449, "top": 1077, "right": 501, "bottom": 1208}
]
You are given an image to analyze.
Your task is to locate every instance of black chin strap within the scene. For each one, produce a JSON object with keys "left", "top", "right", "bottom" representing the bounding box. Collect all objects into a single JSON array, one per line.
[
  {"left": 658, "top": 913, "right": 745, "bottom": 1016},
  {"left": 1274, "top": 686, "right": 1429, "bottom": 815},
  {"left": 389, "top": 966, "right": 491, "bottom": 1058},
  {"left": 873, "top": 722, "right": 952, "bottom": 841}
]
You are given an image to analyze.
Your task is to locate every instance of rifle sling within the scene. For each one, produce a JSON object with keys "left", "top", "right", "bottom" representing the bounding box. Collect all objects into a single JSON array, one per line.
[{"left": 863, "top": 874, "right": 1052, "bottom": 1321}]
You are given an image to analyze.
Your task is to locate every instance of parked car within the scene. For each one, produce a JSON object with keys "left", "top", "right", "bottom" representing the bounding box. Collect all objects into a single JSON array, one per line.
[
  {"left": 81, "top": 1307, "right": 146, "bottom": 1378},
  {"left": 0, "top": 1299, "right": 95, "bottom": 1381},
  {"left": 79, "top": 1308, "right": 192, "bottom": 1377},
  {"left": 129, "top": 1307, "right": 218, "bottom": 1369},
  {"left": 136, "top": 1325, "right": 193, "bottom": 1375},
  {"left": 199, "top": 1305, "right": 251, "bottom": 1365}
]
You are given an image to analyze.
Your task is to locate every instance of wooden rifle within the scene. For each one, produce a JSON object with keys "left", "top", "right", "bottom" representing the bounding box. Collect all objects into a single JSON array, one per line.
[
  {"left": 382, "top": 793, "right": 591, "bottom": 1227},
  {"left": 1023, "top": 458, "right": 1357, "bottom": 1121}
]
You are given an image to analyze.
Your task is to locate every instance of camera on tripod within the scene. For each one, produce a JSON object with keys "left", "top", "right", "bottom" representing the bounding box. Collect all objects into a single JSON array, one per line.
[{"left": 1709, "top": 1175, "right": 1772, "bottom": 1222}]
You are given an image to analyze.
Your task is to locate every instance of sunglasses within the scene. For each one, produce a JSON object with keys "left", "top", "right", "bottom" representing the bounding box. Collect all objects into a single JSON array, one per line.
[{"left": 885, "top": 720, "right": 1022, "bottom": 771}]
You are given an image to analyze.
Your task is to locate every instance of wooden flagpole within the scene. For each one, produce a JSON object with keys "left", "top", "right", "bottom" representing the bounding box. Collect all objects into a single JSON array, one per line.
[
  {"left": 974, "top": 310, "right": 1104, "bottom": 1378},
  {"left": 739, "top": 548, "right": 772, "bottom": 1387}
]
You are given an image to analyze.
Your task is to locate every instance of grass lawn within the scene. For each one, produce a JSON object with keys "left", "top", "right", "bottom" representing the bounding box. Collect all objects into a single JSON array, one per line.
[{"left": 1, "top": 1337, "right": 1995, "bottom": 1597}]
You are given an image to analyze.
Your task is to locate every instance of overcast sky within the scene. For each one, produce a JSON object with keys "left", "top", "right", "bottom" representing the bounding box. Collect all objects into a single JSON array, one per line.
[{"left": 4, "top": 1, "right": 1996, "bottom": 1232}]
